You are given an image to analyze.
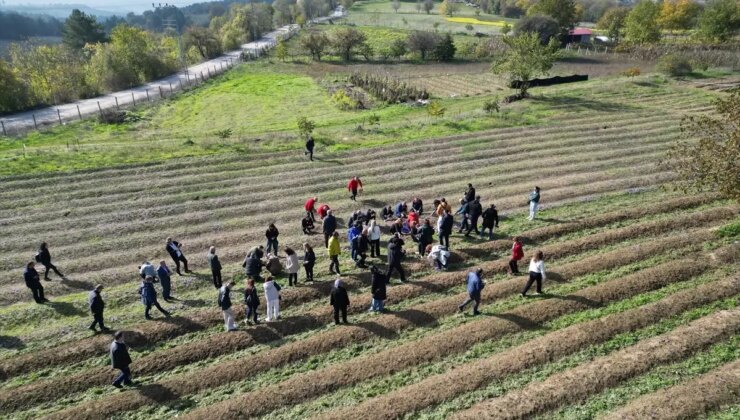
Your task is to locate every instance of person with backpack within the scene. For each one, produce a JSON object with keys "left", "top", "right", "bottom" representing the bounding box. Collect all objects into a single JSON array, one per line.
[
  {"left": 367, "top": 219, "right": 381, "bottom": 258},
  {"left": 244, "top": 278, "right": 260, "bottom": 325},
  {"left": 284, "top": 247, "right": 300, "bottom": 286},
  {"left": 347, "top": 176, "right": 363, "bottom": 201},
  {"left": 110, "top": 331, "right": 133, "bottom": 388},
  {"left": 138, "top": 276, "right": 170, "bottom": 320},
  {"left": 481, "top": 204, "right": 499, "bottom": 240},
  {"left": 330, "top": 278, "right": 350, "bottom": 325},
  {"left": 305, "top": 196, "right": 318, "bottom": 221},
  {"left": 303, "top": 243, "right": 315, "bottom": 282},
  {"left": 88, "top": 284, "right": 110, "bottom": 333},
  {"left": 263, "top": 276, "right": 282, "bottom": 322},
  {"left": 521, "top": 250, "right": 546, "bottom": 297},
  {"left": 207, "top": 246, "right": 223, "bottom": 289},
  {"left": 218, "top": 281, "right": 237, "bottom": 332},
  {"left": 369, "top": 265, "right": 387, "bottom": 313},
  {"left": 509, "top": 237, "right": 524, "bottom": 275},
  {"left": 458, "top": 268, "right": 484, "bottom": 315},
  {"left": 465, "top": 196, "right": 483, "bottom": 236},
  {"left": 36, "top": 242, "right": 64, "bottom": 280},
  {"left": 354, "top": 229, "right": 370, "bottom": 268},
  {"left": 528, "top": 186, "right": 541, "bottom": 221},
  {"left": 386, "top": 233, "right": 407, "bottom": 283},
  {"left": 265, "top": 223, "right": 280, "bottom": 256},
  {"left": 157, "top": 260, "right": 173, "bottom": 301},
  {"left": 328, "top": 231, "right": 342, "bottom": 275},
  {"left": 416, "top": 219, "right": 435, "bottom": 256},
  {"left": 23, "top": 261, "right": 47, "bottom": 304},
  {"left": 305, "top": 136, "right": 315, "bottom": 161},
  {"left": 165, "top": 237, "right": 190, "bottom": 275},
  {"left": 438, "top": 209, "right": 454, "bottom": 248},
  {"left": 323, "top": 209, "right": 337, "bottom": 248}
]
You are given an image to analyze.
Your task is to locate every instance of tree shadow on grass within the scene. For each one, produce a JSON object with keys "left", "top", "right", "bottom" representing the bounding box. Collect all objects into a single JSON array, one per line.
[
  {"left": 544, "top": 293, "right": 601, "bottom": 308},
  {"left": 0, "top": 335, "right": 25, "bottom": 350},
  {"left": 47, "top": 301, "right": 86, "bottom": 317},
  {"left": 135, "top": 383, "right": 181, "bottom": 403},
  {"left": 489, "top": 313, "right": 542, "bottom": 330}
]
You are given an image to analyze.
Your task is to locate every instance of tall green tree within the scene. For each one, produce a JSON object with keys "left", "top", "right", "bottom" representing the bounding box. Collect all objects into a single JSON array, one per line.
[
  {"left": 10, "top": 43, "right": 92, "bottom": 104},
  {"left": 185, "top": 27, "right": 222, "bottom": 60},
  {"left": 528, "top": 0, "right": 579, "bottom": 40},
  {"left": 697, "top": 0, "right": 740, "bottom": 42},
  {"left": 491, "top": 31, "right": 560, "bottom": 96},
  {"left": 434, "top": 32, "right": 456, "bottom": 61},
  {"left": 0, "top": 59, "right": 29, "bottom": 113},
  {"left": 625, "top": 0, "right": 661, "bottom": 44},
  {"left": 62, "top": 9, "right": 107, "bottom": 50},
  {"left": 331, "top": 27, "right": 367, "bottom": 61},
  {"left": 301, "top": 30, "right": 331, "bottom": 60},
  {"left": 596, "top": 7, "right": 629, "bottom": 44}
]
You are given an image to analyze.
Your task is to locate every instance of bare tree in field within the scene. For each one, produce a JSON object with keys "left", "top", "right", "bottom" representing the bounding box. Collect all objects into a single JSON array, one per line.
[
  {"left": 392, "top": 0, "right": 401, "bottom": 13},
  {"left": 423, "top": 0, "right": 434, "bottom": 14}
]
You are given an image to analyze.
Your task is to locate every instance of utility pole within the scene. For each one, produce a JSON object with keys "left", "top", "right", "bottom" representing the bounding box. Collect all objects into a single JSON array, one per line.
[{"left": 163, "top": 14, "right": 189, "bottom": 87}]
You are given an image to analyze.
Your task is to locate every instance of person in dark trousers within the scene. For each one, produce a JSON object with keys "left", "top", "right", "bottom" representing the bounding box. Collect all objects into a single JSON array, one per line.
[
  {"left": 138, "top": 276, "right": 170, "bottom": 320},
  {"left": 207, "top": 246, "right": 222, "bottom": 289},
  {"left": 380, "top": 205, "right": 393, "bottom": 221},
  {"left": 157, "top": 260, "right": 173, "bottom": 301},
  {"left": 303, "top": 243, "right": 315, "bottom": 282},
  {"left": 455, "top": 198, "right": 469, "bottom": 233},
  {"left": 369, "top": 265, "right": 387, "bottom": 313},
  {"left": 36, "top": 242, "right": 64, "bottom": 280},
  {"left": 305, "top": 136, "right": 315, "bottom": 161},
  {"left": 521, "top": 250, "right": 546, "bottom": 297},
  {"left": 354, "top": 229, "right": 370, "bottom": 267},
  {"left": 265, "top": 223, "right": 279, "bottom": 256},
  {"left": 24, "top": 261, "right": 47, "bottom": 304},
  {"left": 110, "top": 331, "right": 133, "bottom": 388},
  {"left": 305, "top": 196, "right": 318, "bottom": 221},
  {"left": 464, "top": 183, "right": 476, "bottom": 204},
  {"left": 302, "top": 215, "right": 315, "bottom": 234},
  {"left": 88, "top": 284, "right": 110, "bottom": 333},
  {"left": 412, "top": 197, "right": 423, "bottom": 215},
  {"left": 459, "top": 268, "right": 484, "bottom": 315},
  {"left": 139, "top": 261, "right": 156, "bottom": 279},
  {"left": 243, "top": 249, "right": 264, "bottom": 282},
  {"left": 165, "top": 237, "right": 190, "bottom": 275},
  {"left": 328, "top": 231, "right": 341, "bottom": 275},
  {"left": 416, "top": 219, "right": 435, "bottom": 256},
  {"left": 330, "top": 278, "right": 350, "bottom": 325},
  {"left": 367, "top": 219, "right": 381, "bottom": 258},
  {"left": 481, "top": 203, "right": 499, "bottom": 240},
  {"left": 528, "top": 186, "right": 541, "bottom": 221},
  {"left": 347, "top": 176, "right": 363, "bottom": 201},
  {"left": 386, "top": 233, "right": 407, "bottom": 283},
  {"left": 465, "top": 196, "right": 483, "bottom": 236},
  {"left": 438, "top": 209, "right": 454, "bottom": 248},
  {"left": 244, "top": 278, "right": 260, "bottom": 325},
  {"left": 323, "top": 209, "right": 337, "bottom": 248},
  {"left": 284, "top": 247, "right": 300, "bottom": 286},
  {"left": 509, "top": 237, "right": 524, "bottom": 275},
  {"left": 347, "top": 222, "right": 361, "bottom": 261}
]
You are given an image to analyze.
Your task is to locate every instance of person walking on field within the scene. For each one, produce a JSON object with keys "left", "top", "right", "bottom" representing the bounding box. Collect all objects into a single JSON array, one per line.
[
  {"left": 24, "top": 261, "right": 47, "bottom": 304},
  {"left": 284, "top": 247, "right": 300, "bottom": 286},
  {"left": 455, "top": 198, "right": 470, "bottom": 233},
  {"left": 207, "top": 246, "right": 223, "bottom": 289},
  {"left": 218, "top": 281, "right": 237, "bottom": 332},
  {"left": 347, "top": 176, "right": 363, "bottom": 201},
  {"left": 265, "top": 223, "right": 280, "bottom": 256},
  {"left": 305, "top": 197, "right": 318, "bottom": 221},
  {"left": 139, "top": 261, "right": 156, "bottom": 279},
  {"left": 465, "top": 196, "right": 483, "bottom": 237},
  {"left": 263, "top": 276, "right": 282, "bottom": 322},
  {"left": 110, "top": 331, "right": 133, "bottom": 388},
  {"left": 157, "top": 260, "right": 173, "bottom": 301},
  {"left": 88, "top": 284, "right": 110, "bottom": 333},
  {"left": 387, "top": 233, "right": 407, "bottom": 283},
  {"left": 328, "top": 231, "right": 342, "bottom": 275},
  {"left": 354, "top": 229, "right": 370, "bottom": 267},
  {"left": 323, "top": 209, "right": 337, "bottom": 248},
  {"left": 305, "top": 136, "right": 315, "bottom": 161},
  {"left": 521, "top": 250, "right": 546, "bottom": 297},
  {"left": 303, "top": 243, "right": 315, "bottom": 282},
  {"left": 481, "top": 204, "right": 499, "bottom": 240},
  {"left": 459, "top": 268, "right": 484, "bottom": 316},
  {"left": 528, "top": 186, "right": 541, "bottom": 221},
  {"left": 438, "top": 209, "right": 454, "bottom": 248},
  {"left": 464, "top": 183, "right": 476, "bottom": 204},
  {"left": 138, "top": 276, "right": 170, "bottom": 320},
  {"left": 509, "top": 237, "right": 524, "bottom": 275},
  {"left": 369, "top": 265, "right": 387, "bottom": 313},
  {"left": 435, "top": 198, "right": 452, "bottom": 216},
  {"left": 36, "top": 242, "right": 64, "bottom": 280},
  {"left": 165, "top": 237, "right": 190, "bottom": 275},
  {"left": 367, "top": 219, "right": 381, "bottom": 258},
  {"left": 330, "top": 278, "right": 350, "bottom": 325},
  {"left": 348, "top": 223, "right": 361, "bottom": 262},
  {"left": 417, "top": 219, "right": 435, "bottom": 256},
  {"left": 244, "top": 278, "right": 260, "bottom": 325}
]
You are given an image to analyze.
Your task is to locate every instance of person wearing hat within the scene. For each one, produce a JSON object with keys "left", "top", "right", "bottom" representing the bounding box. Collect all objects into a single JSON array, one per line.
[
  {"left": 88, "top": 284, "right": 110, "bottom": 333},
  {"left": 481, "top": 203, "right": 499, "bottom": 240},
  {"left": 330, "top": 278, "right": 350, "bottom": 325}
]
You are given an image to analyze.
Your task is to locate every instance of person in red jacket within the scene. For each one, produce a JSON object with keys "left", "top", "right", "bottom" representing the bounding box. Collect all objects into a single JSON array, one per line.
[
  {"left": 305, "top": 196, "right": 318, "bottom": 221},
  {"left": 347, "top": 176, "right": 363, "bottom": 201},
  {"left": 317, "top": 204, "right": 331, "bottom": 220},
  {"left": 509, "top": 237, "right": 524, "bottom": 275}
]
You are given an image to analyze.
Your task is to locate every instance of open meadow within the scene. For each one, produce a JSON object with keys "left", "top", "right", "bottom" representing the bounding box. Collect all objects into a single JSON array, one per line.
[{"left": 1, "top": 12, "right": 739, "bottom": 418}]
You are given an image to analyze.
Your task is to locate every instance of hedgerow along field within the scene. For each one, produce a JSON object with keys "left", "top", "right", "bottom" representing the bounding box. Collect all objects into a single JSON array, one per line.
[{"left": 1, "top": 25, "right": 740, "bottom": 419}]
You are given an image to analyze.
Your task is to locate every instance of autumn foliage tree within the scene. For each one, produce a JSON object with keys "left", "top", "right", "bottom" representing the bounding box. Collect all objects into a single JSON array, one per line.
[{"left": 657, "top": 0, "right": 701, "bottom": 32}]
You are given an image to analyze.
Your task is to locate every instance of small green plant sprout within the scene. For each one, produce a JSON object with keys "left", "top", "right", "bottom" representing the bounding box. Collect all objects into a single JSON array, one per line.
[
  {"left": 427, "top": 100, "right": 446, "bottom": 117},
  {"left": 297, "top": 116, "right": 316, "bottom": 139},
  {"left": 483, "top": 98, "right": 500, "bottom": 114},
  {"left": 215, "top": 128, "right": 233, "bottom": 139}
]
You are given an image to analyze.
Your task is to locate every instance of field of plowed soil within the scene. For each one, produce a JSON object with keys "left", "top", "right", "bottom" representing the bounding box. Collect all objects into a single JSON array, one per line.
[{"left": 0, "top": 72, "right": 738, "bottom": 420}]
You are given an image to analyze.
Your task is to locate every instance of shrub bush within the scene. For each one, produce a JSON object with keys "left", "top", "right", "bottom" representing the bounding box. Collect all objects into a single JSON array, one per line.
[{"left": 657, "top": 54, "right": 693, "bottom": 77}]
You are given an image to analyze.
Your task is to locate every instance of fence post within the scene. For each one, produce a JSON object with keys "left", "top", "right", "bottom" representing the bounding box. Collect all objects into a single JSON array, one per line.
[
  {"left": 97, "top": 101, "right": 103, "bottom": 116},
  {"left": 32, "top": 114, "right": 38, "bottom": 130},
  {"left": 115, "top": 97, "right": 119, "bottom": 110},
  {"left": 1, "top": 121, "right": 6, "bottom": 137},
  {"left": 146, "top": 89, "right": 150, "bottom": 101},
  {"left": 201, "top": 71, "right": 205, "bottom": 81},
  {"left": 159, "top": 86, "right": 164, "bottom": 98},
  {"left": 77, "top": 104, "right": 82, "bottom": 120},
  {"left": 57, "top": 109, "right": 62, "bottom": 125},
  {"left": 131, "top": 92, "right": 136, "bottom": 106},
  {"left": 179, "top": 79, "right": 183, "bottom": 90},
  {"left": 169, "top": 82, "right": 173, "bottom": 93}
]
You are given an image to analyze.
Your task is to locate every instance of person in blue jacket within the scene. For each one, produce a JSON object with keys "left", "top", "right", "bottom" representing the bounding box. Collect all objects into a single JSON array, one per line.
[
  {"left": 138, "top": 276, "right": 171, "bottom": 320},
  {"left": 458, "top": 268, "right": 484, "bottom": 315}
]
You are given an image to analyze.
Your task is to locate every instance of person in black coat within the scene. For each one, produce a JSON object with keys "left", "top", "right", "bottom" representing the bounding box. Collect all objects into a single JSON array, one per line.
[
  {"left": 305, "top": 136, "right": 315, "bottom": 161},
  {"left": 416, "top": 219, "right": 435, "bottom": 256},
  {"left": 36, "top": 242, "right": 64, "bottom": 280},
  {"left": 380, "top": 206, "right": 393, "bottom": 221},
  {"left": 165, "top": 237, "right": 190, "bottom": 275},
  {"left": 88, "top": 284, "right": 110, "bottom": 333},
  {"left": 24, "top": 261, "right": 47, "bottom": 304},
  {"left": 439, "top": 210, "right": 454, "bottom": 248},
  {"left": 302, "top": 215, "right": 315, "bottom": 234},
  {"left": 244, "top": 278, "right": 260, "bottom": 325},
  {"left": 464, "top": 183, "right": 476, "bottom": 204},
  {"left": 465, "top": 196, "right": 483, "bottom": 236},
  {"left": 386, "top": 233, "right": 407, "bottom": 283},
  {"left": 243, "top": 249, "right": 264, "bottom": 281},
  {"left": 481, "top": 204, "right": 500, "bottom": 240},
  {"left": 207, "top": 246, "right": 222, "bottom": 289},
  {"left": 330, "top": 278, "right": 350, "bottom": 325},
  {"left": 353, "top": 230, "right": 370, "bottom": 267},
  {"left": 303, "top": 243, "right": 316, "bottom": 282},
  {"left": 369, "top": 265, "right": 387, "bottom": 313},
  {"left": 323, "top": 210, "right": 337, "bottom": 248},
  {"left": 110, "top": 331, "right": 133, "bottom": 388}
]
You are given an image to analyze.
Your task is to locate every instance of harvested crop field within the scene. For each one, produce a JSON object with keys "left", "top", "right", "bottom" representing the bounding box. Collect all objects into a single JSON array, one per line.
[{"left": 0, "top": 70, "right": 738, "bottom": 420}]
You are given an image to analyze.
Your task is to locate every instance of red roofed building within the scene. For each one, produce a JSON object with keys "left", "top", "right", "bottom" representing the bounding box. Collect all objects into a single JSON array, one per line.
[{"left": 566, "top": 28, "right": 592, "bottom": 44}]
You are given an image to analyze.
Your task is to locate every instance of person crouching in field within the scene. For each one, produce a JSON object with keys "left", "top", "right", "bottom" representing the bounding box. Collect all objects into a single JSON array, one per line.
[
  {"left": 88, "top": 284, "right": 110, "bottom": 333},
  {"left": 138, "top": 276, "right": 170, "bottom": 320},
  {"left": 218, "top": 281, "right": 237, "bottom": 332},
  {"left": 207, "top": 246, "right": 223, "bottom": 289},
  {"left": 509, "top": 237, "right": 524, "bottom": 275},
  {"left": 243, "top": 247, "right": 265, "bottom": 282},
  {"left": 427, "top": 244, "right": 450, "bottom": 271},
  {"left": 302, "top": 214, "right": 315, "bottom": 234},
  {"left": 521, "top": 250, "right": 546, "bottom": 297},
  {"left": 244, "top": 278, "right": 260, "bottom": 325},
  {"left": 23, "top": 261, "right": 47, "bottom": 304},
  {"left": 110, "top": 331, "right": 133, "bottom": 388},
  {"left": 330, "top": 278, "right": 350, "bottom": 325},
  {"left": 263, "top": 276, "right": 282, "bottom": 322},
  {"left": 459, "top": 268, "right": 484, "bottom": 316},
  {"left": 305, "top": 196, "right": 318, "bottom": 221}
]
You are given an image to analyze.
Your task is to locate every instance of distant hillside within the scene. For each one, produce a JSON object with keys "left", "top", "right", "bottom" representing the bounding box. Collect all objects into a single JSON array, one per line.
[{"left": 0, "top": 3, "right": 116, "bottom": 19}]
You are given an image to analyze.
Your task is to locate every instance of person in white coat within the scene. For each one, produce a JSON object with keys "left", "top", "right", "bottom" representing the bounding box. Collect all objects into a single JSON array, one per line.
[
  {"left": 284, "top": 247, "right": 300, "bottom": 286},
  {"left": 366, "top": 219, "right": 382, "bottom": 258},
  {"left": 521, "top": 250, "right": 546, "bottom": 297},
  {"left": 427, "top": 244, "right": 450, "bottom": 271},
  {"left": 263, "top": 276, "right": 282, "bottom": 321}
]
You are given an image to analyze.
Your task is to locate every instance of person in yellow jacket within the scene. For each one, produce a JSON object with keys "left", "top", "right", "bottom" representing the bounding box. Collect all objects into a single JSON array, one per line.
[{"left": 328, "top": 231, "right": 341, "bottom": 275}]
